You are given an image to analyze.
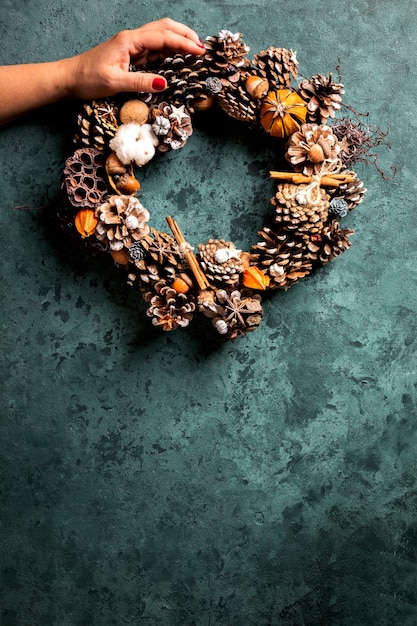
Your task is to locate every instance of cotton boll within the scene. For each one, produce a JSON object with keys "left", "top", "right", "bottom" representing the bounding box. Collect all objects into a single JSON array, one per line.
[
  {"left": 139, "top": 124, "right": 159, "bottom": 147},
  {"left": 132, "top": 124, "right": 159, "bottom": 167},
  {"left": 109, "top": 123, "right": 159, "bottom": 167},
  {"left": 109, "top": 123, "right": 141, "bottom": 164},
  {"left": 132, "top": 138, "right": 156, "bottom": 167}
]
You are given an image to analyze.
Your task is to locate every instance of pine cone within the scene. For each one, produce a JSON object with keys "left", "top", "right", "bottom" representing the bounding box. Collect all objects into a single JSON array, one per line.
[
  {"left": 202, "top": 31, "right": 257, "bottom": 121},
  {"left": 154, "top": 53, "right": 209, "bottom": 112},
  {"left": 198, "top": 239, "right": 244, "bottom": 286},
  {"left": 198, "top": 287, "right": 263, "bottom": 338},
  {"left": 285, "top": 123, "right": 341, "bottom": 175},
  {"left": 130, "top": 229, "right": 186, "bottom": 288},
  {"left": 253, "top": 47, "right": 298, "bottom": 88},
  {"left": 272, "top": 183, "right": 330, "bottom": 234},
  {"left": 308, "top": 221, "right": 354, "bottom": 265},
  {"left": 150, "top": 101, "right": 193, "bottom": 151},
  {"left": 75, "top": 100, "right": 119, "bottom": 150},
  {"left": 95, "top": 195, "right": 150, "bottom": 251},
  {"left": 298, "top": 73, "right": 344, "bottom": 125},
  {"left": 204, "top": 30, "right": 251, "bottom": 73},
  {"left": 217, "top": 79, "right": 259, "bottom": 123},
  {"left": 132, "top": 259, "right": 170, "bottom": 288},
  {"left": 251, "top": 226, "right": 313, "bottom": 289},
  {"left": 63, "top": 148, "right": 109, "bottom": 210},
  {"left": 327, "top": 171, "right": 367, "bottom": 210},
  {"left": 144, "top": 280, "right": 196, "bottom": 331}
]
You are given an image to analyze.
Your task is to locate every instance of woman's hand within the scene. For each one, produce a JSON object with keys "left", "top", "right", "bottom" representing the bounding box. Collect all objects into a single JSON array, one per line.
[
  {"left": 0, "top": 18, "right": 205, "bottom": 125},
  {"left": 66, "top": 18, "right": 206, "bottom": 99}
]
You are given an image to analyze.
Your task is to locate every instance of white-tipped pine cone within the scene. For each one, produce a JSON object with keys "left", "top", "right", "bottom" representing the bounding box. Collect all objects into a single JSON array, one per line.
[
  {"left": 327, "top": 171, "right": 367, "bottom": 210},
  {"left": 204, "top": 30, "right": 251, "bottom": 72},
  {"left": 272, "top": 183, "right": 330, "bottom": 235},
  {"left": 154, "top": 53, "right": 209, "bottom": 113},
  {"left": 308, "top": 220, "right": 354, "bottom": 265},
  {"left": 285, "top": 124, "right": 341, "bottom": 175},
  {"left": 150, "top": 102, "right": 193, "bottom": 151},
  {"left": 251, "top": 226, "right": 314, "bottom": 290},
  {"left": 75, "top": 99, "right": 119, "bottom": 150},
  {"left": 198, "top": 239, "right": 244, "bottom": 286},
  {"left": 95, "top": 195, "right": 150, "bottom": 251},
  {"left": 144, "top": 280, "right": 196, "bottom": 331}
]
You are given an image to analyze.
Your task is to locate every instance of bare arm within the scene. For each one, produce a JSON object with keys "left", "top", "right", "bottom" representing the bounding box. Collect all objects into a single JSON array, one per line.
[
  {"left": 0, "top": 61, "right": 74, "bottom": 125},
  {"left": 0, "top": 18, "right": 205, "bottom": 125}
]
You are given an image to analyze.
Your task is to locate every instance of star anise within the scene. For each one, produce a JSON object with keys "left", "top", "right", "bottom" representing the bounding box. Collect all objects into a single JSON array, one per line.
[
  {"left": 142, "top": 229, "right": 181, "bottom": 265},
  {"left": 207, "top": 289, "right": 262, "bottom": 337},
  {"left": 94, "top": 100, "right": 119, "bottom": 126},
  {"left": 221, "top": 290, "right": 262, "bottom": 327}
]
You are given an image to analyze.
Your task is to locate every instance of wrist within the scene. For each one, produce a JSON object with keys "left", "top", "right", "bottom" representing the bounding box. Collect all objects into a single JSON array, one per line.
[{"left": 55, "top": 56, "right": 80, "bottom": 100}]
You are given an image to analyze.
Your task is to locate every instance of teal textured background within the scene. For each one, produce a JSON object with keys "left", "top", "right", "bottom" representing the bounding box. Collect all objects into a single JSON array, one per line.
[{"left": 1, "top": 1, "right": 416, "bottom": 625}]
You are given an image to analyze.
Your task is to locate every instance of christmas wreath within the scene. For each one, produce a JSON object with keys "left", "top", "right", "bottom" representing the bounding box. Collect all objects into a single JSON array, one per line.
[{"left": 61, "top": 29, "right": 382, "bottom": 340}]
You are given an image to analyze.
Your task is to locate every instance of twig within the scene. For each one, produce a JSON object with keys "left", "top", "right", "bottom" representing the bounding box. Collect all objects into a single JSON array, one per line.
[{"left": 12, "top": 205, "right": 45, "bottom": 211}]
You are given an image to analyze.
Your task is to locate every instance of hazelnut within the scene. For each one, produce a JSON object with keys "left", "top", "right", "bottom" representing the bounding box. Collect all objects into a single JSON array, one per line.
[
  {"left": 192, "top": 95, "right": 216, "bottom": 111},
  {"left": 307, "top": 143, "right": 325, "bottom": 163},
  {"left": 119, "top": 100, "right": 150, "bottom": 125},
  {"left": 245, "top": 75, "right": 269, "bottom": 100}
]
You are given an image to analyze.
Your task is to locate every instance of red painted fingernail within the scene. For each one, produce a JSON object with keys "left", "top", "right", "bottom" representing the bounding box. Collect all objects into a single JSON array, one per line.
[
  {"left": 152, "top": 77, "right": 166, "bottom": 91},
  {"left": 198, "top": 38, "right": 205, "bottom": 48}
]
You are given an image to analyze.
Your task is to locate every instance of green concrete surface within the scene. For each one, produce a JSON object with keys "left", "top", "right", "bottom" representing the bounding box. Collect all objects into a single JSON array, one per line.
[{"left": 1, "top": 1, "right": 416, "bottom": 624}]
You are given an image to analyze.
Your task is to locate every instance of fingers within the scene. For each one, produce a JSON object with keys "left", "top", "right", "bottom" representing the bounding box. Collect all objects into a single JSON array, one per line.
[
  {"left": 127, "top": 18, "right": 205, "bottom": 58},
  {"left": 74, "top": 19, "right": 206, "bottom": 99},
  {"left": 138, "top": 17, "right": 203, "bottom": 47}
]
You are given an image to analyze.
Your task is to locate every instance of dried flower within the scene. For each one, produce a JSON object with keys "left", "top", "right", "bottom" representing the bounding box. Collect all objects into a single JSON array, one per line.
[
  {"left": 285, "top": 123, "right": 341, "bottom": 175},
  {"left": 332, "top": 116, "right": 395, "bottom": 179},
  {"left": 329, "top": 198, "right": 349, "bottom": 218},
  {"left": 206, "top": 76, "right": 223, "bottom": 94}
]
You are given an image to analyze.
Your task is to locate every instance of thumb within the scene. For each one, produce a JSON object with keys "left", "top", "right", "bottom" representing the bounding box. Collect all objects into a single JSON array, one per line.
[{"left": 117, "top": 70, "right": 167, "bottom": 94}]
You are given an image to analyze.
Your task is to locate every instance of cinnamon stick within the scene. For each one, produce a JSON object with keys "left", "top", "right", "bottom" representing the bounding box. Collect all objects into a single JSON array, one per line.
[
  {"left": 166, "top": 216, "right": 210, "bottom": 291},
  {"left": 269, "top": 171, "right": 355, "bottom": 187}
]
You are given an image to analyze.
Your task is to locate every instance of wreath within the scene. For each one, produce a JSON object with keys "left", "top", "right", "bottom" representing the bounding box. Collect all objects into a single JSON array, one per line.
[{"left": 61, "top": 29, "right": 380, "bottom": 340}]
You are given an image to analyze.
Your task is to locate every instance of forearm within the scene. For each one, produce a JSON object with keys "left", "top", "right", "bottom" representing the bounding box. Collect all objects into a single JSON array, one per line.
[{"left": 0, "top": 58, "right": 77, "bottom": 125}]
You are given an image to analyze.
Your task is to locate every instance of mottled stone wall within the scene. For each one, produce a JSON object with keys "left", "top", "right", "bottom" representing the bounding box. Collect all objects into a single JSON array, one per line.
[{"left": 1, "top": 1, "right": 416, "bottom": 624}]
